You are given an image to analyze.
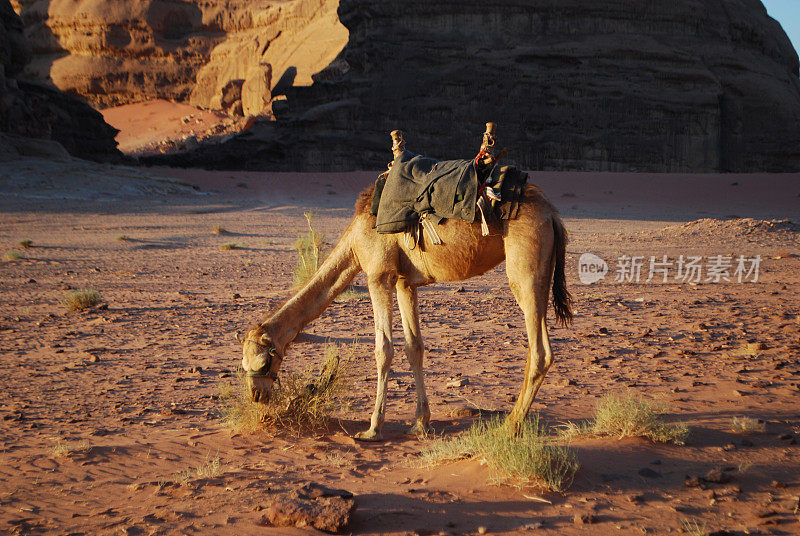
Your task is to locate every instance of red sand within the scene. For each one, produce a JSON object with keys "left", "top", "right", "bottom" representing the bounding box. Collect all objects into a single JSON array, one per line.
[{"left": 1, "top": 166, "right": 799, "bottom": 535}]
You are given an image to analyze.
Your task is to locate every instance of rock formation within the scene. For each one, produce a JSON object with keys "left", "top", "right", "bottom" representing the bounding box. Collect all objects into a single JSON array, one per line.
[
  {"left": 149, "top": 0, "right": 800, "bottom": 173},
  {"left": 1, "top": 0, "right": 121, "bottom": 162},
  {"left": 10, "top": 0, "right": 347, "bottom": 111}
]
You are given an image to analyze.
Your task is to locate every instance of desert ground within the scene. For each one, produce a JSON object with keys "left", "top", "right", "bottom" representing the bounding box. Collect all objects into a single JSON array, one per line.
[{"left": 1, "top": 154, "right": 799, "bottom": 535}]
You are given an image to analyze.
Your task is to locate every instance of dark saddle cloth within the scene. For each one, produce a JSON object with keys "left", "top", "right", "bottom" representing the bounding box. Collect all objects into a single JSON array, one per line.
[{"left": 370, "top": 150, "right": 528, "bottom": 234}]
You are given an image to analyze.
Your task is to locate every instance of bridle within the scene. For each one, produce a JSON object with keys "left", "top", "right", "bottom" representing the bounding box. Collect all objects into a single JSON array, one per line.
[{"left": 244, "top": 339, "right": 280, "bottom": 380}]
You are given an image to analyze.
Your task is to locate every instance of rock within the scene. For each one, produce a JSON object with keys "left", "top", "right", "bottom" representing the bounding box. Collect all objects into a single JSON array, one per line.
[
  {"left": 685, "top": 476, "right": 704, "bottom": 488},
  {"left": 242, "top": 63, "right": 273, "bottom": 117},
  {"left": 573, "top": 512, "right": 596, "bottom": 525},
  {"left": 1, "top": 2, "right": 121, "bottom": 162},
  {"left": 10, "top": 0, "right": 347, "bottom": 110},
  {"left": 450, "top": 405, "right": 480, "bottom": 418},
  {"left": 446, "top": 378, "right": 469, "bottom": 388},
  {"left": 703, "top": 469, "right": 732, "bottom": 484},
  {"left": 265, "top": 483, "right": 355, "bottom": 532},
  {"left": 156, "top": 0, "right": 800, "bottom": 172}
]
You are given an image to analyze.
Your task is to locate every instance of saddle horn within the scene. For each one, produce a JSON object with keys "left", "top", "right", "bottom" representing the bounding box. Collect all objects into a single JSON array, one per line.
[{"left": 390, "top": 130, "right": 406, "bottom": 159}]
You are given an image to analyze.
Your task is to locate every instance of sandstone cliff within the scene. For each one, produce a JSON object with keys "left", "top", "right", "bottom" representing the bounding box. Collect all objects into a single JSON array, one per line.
[
  {"left": 10, "top": 0, "right": 348, "bottom": 110},
  {"left": 1, "top": 0, "right": 121, "bottom": 162},
  {"left": 152, "top": 0, "right": 800, "bottom": 173}
]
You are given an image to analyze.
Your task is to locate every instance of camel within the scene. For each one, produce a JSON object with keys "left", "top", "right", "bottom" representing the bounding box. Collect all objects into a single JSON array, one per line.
[{"left": 238, "top": 175, "right": 573, "bottom": 440}]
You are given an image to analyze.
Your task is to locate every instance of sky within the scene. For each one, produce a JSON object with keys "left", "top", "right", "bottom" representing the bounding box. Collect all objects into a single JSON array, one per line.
[{"left": 761, "top": 0, "right": 800, "bottom": 54}]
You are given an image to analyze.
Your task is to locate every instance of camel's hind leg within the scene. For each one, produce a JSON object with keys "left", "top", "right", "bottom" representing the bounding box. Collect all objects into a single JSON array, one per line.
[
  {"left": 396, "top": 279, "right": 431, "bottom": 435},
  {"left": 504, "top": 217, "right": 555, "bottom": 434},
  {"left": 355, "top": 274, "right": 397, "bottom": 442}
]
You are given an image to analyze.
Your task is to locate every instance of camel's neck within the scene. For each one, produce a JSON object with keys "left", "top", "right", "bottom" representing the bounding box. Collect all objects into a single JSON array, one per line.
[{"left": 264, "top": 227, "right": 361, "bottom": 352}]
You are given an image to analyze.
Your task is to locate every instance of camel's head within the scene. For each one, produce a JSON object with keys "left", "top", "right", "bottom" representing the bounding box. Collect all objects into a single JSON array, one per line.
[{"left": 236, "top": 328, "right": 282, "bottom": 403}]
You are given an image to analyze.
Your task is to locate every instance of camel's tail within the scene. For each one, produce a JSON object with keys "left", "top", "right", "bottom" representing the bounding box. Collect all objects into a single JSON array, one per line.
[{"left": 551, "top": 215, "right": 573, "bottom": 327}]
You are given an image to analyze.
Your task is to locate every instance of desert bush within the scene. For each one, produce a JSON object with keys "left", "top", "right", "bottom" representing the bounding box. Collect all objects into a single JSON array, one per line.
[
  {"left": 420, "top": 415, "right": 579, "bottom": 491},
  {"left": 213, "top": 225, "right": 227, "bottom": 234},
  {"left": 292, "top": 212, "right": 324, "bottom": 288},
  {"left": 220, "top": 242, "right": 245, "bottom": 251},
  {"left": 3, "top": 250, "right": 24, "bottom": 261},
  {"left": 731, "top": 416, "right": 766, "bottom": 434},
  {"left": 52, "top": 438, "right": 90, "bottom": 457},
  {"left": 116, "top": 235, "right": 129, "bottom": 242},
  {"left": 18, "top": 239, "right": 33, "bottom": 249},
  {"left": 561, "top": 393, "right": 689, "bottom": 445},
  {"left": 219, "top": 343, "right": 354, "bottom": 434},
  {"left": 61, "top": 289, "right": 101, "bottom": 311}
]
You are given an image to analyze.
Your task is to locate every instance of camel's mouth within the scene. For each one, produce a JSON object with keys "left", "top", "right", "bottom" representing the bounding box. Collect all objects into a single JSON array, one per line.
[{"left": 247, "top": 374, "right": 274, "bottom": 403}]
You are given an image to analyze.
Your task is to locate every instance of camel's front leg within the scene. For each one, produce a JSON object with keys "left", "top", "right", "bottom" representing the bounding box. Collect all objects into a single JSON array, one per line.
[
  {"left": 355, "top": 275, "right": 396, "bottom": 442},
  {"left": 396, "top": 280, "right": 431, "bottom": 436}
]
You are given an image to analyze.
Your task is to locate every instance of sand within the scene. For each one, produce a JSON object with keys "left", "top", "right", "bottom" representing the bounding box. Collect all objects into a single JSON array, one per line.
[{"left": 0, "top": 162, "right": 799, "bottom": 535}]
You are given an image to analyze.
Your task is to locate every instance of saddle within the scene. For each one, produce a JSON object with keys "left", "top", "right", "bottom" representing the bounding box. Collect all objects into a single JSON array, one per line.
[{"left": 369, "top": 125, "right": 528, "bottom": 241}]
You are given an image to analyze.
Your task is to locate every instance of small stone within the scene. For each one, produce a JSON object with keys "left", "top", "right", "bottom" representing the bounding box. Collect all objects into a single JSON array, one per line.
[
  {"left": 446, "top": 378, "right": 469, "bottom": 388},
  {"left": 771, "top": 480, "right": 787, "bottom": 489},
  {"left": 704, "top": 469, "right": 731, "bottom": 484},
  {"left": 778, "top": 433, "right": 792, "bottom": 440},
  {"left": 685, "top": 476, "right": 704, "bottom": 488},
  {"left": 89, "top": 355, "right": 101, "bottom": 362},
  {"left": 454, "top": 286, "right": 466, "bottom": 293},
  {"left": 521, "top": 521, "right": 543, "bottom": 530},
  {"left": 723, "top": 443, "right": 737, "bottom": 451},
  {"left": 477, "top": 526, "right": 488, "bottom": 534},
  {"left": 573, "top": 512, "right": 596, "bottom": 525},
  {"left": 450, "top": 405, "right": 480, "bottom": 418},
  {"left": 232, "top": 293, "right": 241, "bottom": 299},
  {"left": 627, "top": 494, "right": 644, "bottom": 503}
]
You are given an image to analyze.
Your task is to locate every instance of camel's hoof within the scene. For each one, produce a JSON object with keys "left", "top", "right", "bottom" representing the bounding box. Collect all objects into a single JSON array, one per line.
[
  {"left": 354, "top": 430, "right": 383, "bottom": 442},
  {"left": 406, "top": 423, "right": 433, "bottom": 437}
]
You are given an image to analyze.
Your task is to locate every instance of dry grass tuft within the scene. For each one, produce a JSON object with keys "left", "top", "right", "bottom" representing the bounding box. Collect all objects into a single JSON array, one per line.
[
  {"left": 177, "top": 454, "right": 224, "bottom": 484},
  {"left": 561, "top": 393, "right": 689, "bottom": 445},
  {"left": 213, "top": 225, "right": 227, "bottom": 234},
  {"left": 61, "top": 289, "right": 101, "bottom": 311},
  {"left": 219, "top": 242, "right": 245, "bottom": 251},
  {"left": 3, "top": 250, "right": 24, "bottom": 261},
  {"left": 292, "top": 212, "right": 324, "bottom": 288},
  {"left": 18, "top": 239, "right": 33, "bottom": 249},
  {"left": 52, "top": 438, "right": 90, "bottom": 457},
  {"left": 116, "top": 235, "right": 129, "bottom": 242},
  {"left": 219, "top": 343, "right": 354, "bottom": 434},
  {"left": 681, "top": 518, "right": 707, "bottom": 536},
  {"left": 334, "top": 286, "right": 369, "bottom": 302},
  {"left": 732, "top": 341, "right": 765, "bottom": 357},
  {"left": 420, "top": 415, "right": 579, "bottom": 491},
  {"left": 731, "top": 416, "right": 766, "bottom": 434}
]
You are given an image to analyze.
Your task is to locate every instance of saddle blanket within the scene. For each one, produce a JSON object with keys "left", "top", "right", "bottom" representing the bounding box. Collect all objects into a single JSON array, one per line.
[{"left": 370, "top": 150, "right": 527, "bottom": 234}]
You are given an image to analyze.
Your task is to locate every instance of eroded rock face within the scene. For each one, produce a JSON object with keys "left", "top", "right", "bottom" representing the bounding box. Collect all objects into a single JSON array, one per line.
[
  {"left": 1, "top": 0, "right": 121, "bottom": 162},
  {"left": 164, "top": 0, "right": 800, "bottom": 173},
  {"left": 291, "top": 0, "right": 800, "bottom": 172},
  {"left": 11, "top": 0, "right": 348, "bottom": 110}
]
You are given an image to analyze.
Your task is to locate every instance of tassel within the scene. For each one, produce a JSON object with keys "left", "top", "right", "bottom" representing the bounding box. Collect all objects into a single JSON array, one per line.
[
  {"left": 477, "top": 197, "right": 490, "bottom": 236},
  {"left": 420, "top": 215, "right": 443, "bottom": 245}
]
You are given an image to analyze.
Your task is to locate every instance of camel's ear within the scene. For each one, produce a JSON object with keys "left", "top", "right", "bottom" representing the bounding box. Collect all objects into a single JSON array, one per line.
[
  {"left": 235, "top": 331, "right": 245, "bottom": 344},
  {"left": 259, "top": 334, "right": 271, "bottom": 347}
]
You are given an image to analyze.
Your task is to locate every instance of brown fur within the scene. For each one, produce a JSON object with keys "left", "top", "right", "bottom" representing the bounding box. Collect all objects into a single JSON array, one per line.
[{"left": 242, "top": 177, "right": 573, "bottom": 439}]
